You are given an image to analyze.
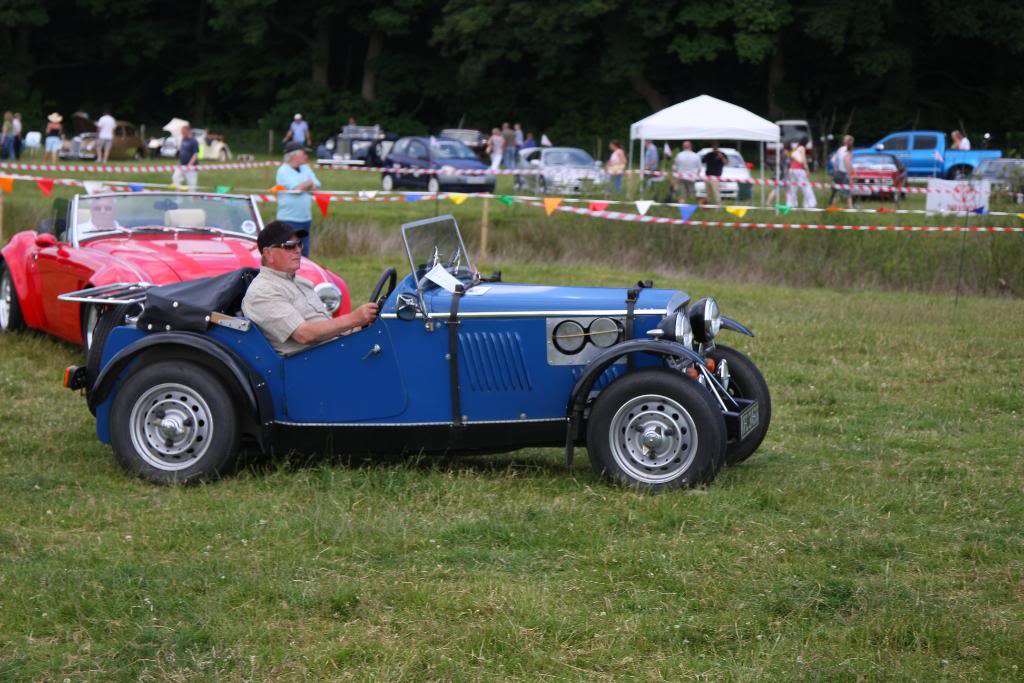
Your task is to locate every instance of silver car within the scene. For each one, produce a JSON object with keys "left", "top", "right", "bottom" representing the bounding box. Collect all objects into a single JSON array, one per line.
[{"left": 515, "top": 147, "right": 608, "bottom": 194}]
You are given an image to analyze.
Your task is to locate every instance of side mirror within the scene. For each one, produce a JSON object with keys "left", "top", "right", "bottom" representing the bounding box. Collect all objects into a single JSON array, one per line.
[
  {"left": 875, "top": 144, "right": 885, "bottom": 151},
  {"left": 35, "top": 233, "right": 58, "bottom": 248},
  {"left": 395, "top": 293, "right": 421, "bottom": 321},
  {"left": 529, "top": 159, "right": 541, "bottom": 166}
]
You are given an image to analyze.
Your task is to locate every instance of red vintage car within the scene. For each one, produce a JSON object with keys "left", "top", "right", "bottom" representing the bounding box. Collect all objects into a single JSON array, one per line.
[
  {"left": 849, "top": 152, "right": 908, "bottom": 201},
  {"left": 1, "top": 192, "right": 350, "bottom": 349}
]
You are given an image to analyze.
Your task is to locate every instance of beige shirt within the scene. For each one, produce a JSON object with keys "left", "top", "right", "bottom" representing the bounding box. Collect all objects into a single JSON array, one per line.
[{"left": 242, "top": 266, "right": 330, "bottom": 354}]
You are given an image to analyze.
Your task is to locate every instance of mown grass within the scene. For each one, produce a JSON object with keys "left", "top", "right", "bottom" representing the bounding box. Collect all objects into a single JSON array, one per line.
[
  {"left": 1, "top": 257, "right": 1022, "bottom": 681},
  {"left": 2, "top": 163, "right": 1023, "bottom": 296}
]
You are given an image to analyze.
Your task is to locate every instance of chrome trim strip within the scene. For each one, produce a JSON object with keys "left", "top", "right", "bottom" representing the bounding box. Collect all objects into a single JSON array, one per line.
[
  {"left": 380, "top": 308, "right": 666, "bottom": 320},
  {"left": 274, "top": 417, "right": 567, "bottom": 427}
]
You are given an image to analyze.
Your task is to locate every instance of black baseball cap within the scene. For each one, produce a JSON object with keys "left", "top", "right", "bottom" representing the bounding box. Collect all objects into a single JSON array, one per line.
[
  {"left": 257, "top": 220, "right": 308, "bottom": 251},
  {"left": 283, "top": 140, "right": 311, "bottom": 155}
]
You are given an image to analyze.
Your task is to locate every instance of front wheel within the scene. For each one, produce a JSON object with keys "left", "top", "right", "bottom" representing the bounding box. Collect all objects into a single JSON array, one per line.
[
  {"left": 110, "top": 360, "right": 240, "bottom": 484},
  {"left": 586, "top": 368, "right": 726, "bottom": 491},
  {"left": 706, "top": 344, "right": 771, "bottom": 465},
  {"left": 427, "top": 177, "right": 440, "bottom": 194},
  {"left": 0, "top": 262, "right": 26, "bottom": 333},
  {"left": 381, "top": 174, "right": 394, "bottom": 191}
]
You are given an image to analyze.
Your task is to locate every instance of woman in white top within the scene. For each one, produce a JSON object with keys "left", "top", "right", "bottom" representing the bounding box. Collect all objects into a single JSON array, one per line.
[{"left": 786, "top": 138, "right": 817, "bottom": 209}]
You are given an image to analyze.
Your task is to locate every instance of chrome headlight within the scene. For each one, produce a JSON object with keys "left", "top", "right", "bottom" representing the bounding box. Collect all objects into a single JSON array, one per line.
[
  {"left": 314, "top": 282, "right": 342, "bottom": 314},
  {"left": 688, "top": 297, "right": 721, "bottom": 343},
  {"left": 651, "top": 311, "right": 693, "bottom": 347}
]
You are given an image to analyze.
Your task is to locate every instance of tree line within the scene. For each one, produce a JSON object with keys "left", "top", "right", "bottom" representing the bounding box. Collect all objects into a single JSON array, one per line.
[{"left": 2, "top": 0, "right": 1022, "bottom": 150}]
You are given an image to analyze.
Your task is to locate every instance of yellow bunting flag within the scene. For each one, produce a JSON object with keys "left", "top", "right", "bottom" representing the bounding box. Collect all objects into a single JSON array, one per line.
[
  {"left": 1018, "top": 213, "right": 1024, "bottom": 220},
  {"left": 0, "top": 177, "right": 13, "bottom": 193},
  {"left": 449, "top": 192, "right": 468, "bottom": 205},
  {"left": 725, "top": 207, "right": 748, "bottom": 218},
  {"left": 543, "top": 197, "right": 563, "bottom": 216}
]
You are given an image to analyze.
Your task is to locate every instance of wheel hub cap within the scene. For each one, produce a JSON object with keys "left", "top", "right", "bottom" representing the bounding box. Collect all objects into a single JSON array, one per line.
[
  {"left": 608, "top": 394, "right": 698, "bottom": 484},
  {"left": 128, "top": 382, "right": 213, "bottom": 471}
]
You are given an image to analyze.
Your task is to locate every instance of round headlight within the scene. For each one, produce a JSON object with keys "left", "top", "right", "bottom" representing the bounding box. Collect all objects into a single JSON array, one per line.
[
  {"left": 314, "top": 282, "right": 342, "bottom": 314},
  {"left": 688, "top": 297, "right": 721, "bottom": 343},
  {"left": 654, "top": 312, "right": 693, "bottom": 347}
]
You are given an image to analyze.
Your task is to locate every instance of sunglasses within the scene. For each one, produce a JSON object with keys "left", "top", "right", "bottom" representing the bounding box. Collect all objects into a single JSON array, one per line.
[
  {"left": 269, "top": 240, "right": 302, "bottom": 251},
  {"left": 92, "top": 205, "right": 115, "bottom": 213}
]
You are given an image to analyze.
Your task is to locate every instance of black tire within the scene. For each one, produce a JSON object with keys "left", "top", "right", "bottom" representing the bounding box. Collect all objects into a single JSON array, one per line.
[
  {"left": 85, "top": 303, "right": 135, "bottom": 390},
  {"left": 947, "top": 166, "right": 971, "bottom": 181},
  {"left": 707, "top": 344, "right": 771, "bottom": 465},
  {"left": 586, "top": 368, "right": 726, "bottom": 492},
  {"left": 0, "top": 261, "right": 26, "bottom": 333},
  {"left": 110, "top": 360, "right": 240, "bottom": 484}
]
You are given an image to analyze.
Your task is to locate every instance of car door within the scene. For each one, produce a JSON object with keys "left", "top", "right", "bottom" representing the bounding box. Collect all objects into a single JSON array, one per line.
[
  {"left": 36, "top": 217, "right": 94, "bottom": 342},
  {"left": 878, "top": 134, "right": 910, "bottom": 170},
  {"left": 910, "top": 133, "right": 942, "bottom": 176},
  {"left": 405, "top": 140, "right": 431, "bottom": 189}
]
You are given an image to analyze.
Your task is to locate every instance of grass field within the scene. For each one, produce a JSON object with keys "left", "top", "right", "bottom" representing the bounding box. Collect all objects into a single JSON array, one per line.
[{"left": 1, "top": 255, "right": 1022, "bottom": 680}]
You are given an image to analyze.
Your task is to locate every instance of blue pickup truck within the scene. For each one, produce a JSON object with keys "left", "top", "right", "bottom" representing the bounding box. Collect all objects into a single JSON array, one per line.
[{"left": 854, "top": 131, "right": 1001, "bottom": 179}]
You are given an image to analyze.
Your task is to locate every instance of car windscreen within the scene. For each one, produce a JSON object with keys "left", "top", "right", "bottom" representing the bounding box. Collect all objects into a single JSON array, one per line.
[
  {"left": 433, "top": 140, "right": 478, "bottom": 160},
  {"left": 75, "top": 194, "right": 261, "bottom": 239},
  {"left": 402, "top": 215, "right": 474, "bottom": 285},
  {"left": 545, "top": 149, "right": 595, "bottom": 167},
  {"left": 975, "top": 159, "right": 1024, "bottom": 179}
]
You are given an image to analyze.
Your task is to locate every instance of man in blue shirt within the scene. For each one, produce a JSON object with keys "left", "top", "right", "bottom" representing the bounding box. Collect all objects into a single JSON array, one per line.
[
  {"left": 172, "top": 125, "right": 200, "bottom": 191},
  {"left": 276, "top": 141, "right": 321, "bottom": 256},
  {"left": 284, "top": 113, "right": 311, "bottom": 146},
  {"left": 643, "top": 140, "right": 660, "bottom": 189}
]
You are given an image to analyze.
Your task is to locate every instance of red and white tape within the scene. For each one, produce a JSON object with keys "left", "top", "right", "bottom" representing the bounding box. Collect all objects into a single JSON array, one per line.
[{"left": 0, "top": 160, "right": 276, "bottom": 173}]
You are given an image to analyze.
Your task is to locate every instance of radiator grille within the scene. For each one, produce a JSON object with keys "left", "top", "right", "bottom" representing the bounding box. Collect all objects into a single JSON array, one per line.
[{"left": 458, "top": 332, "right": 533, "bottom": 392}]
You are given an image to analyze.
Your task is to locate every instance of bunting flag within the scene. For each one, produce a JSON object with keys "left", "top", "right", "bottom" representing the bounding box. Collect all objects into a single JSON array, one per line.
[
  {"left": 825, "top": 206, "right": 842, "bottom": 212},
  {"left": 129, "top": 183, "right": 144, "bottom": 192},
  {"left": 496, "top": 195, "right": 515, "bottom": 207},
  {"left": 589, "top": 201, "right": 609, "bottom": 212},
  {"left": 270, "top": 184, "right": 285, "bottom": 193},
  {"left": 678, "top": 204, "right": 697, "bottom": 222},
  {"left": 972, "top": 206, "right": 986, "bottom": 215},
  {"left": 774, "top": 204, "right": 791, "bottom": 214},
  {"left": 635, "top": 200, "right": 653, "bottom": 216},
  {"left": 314, "top": 192, "right": 331, "bottom": 217},
  {"left": 877, "top": 207, "right": 893, "bottom": 213},
  {"left": 358, "top": 190, "right": 378, "bottom": 200},
  {"left": 543, "top": 197, "right": 563, "bottom": 216},
  {"left": 215, "top": 185, "right": 231, "bottom": 194},
  {"left": 725, "top": 207, "right": 748, "bottom": 218},
  {"left": 35, "top": 178, "right": 55, "bottom": 197},
  {"left": 1018, "top": 213, "right": 1024, "bottom": 220},
  {"left": 0, "top": 177, "right": 12, "bottom": 193},
  {"left": 448, "top": 192, "right": 468, "bottom": 205},
  {"left": 406, "top": 194, "right": 421, "bottom": 202},
  {"left": 83, "top": 180, "right": 105, "bottom": 194}
]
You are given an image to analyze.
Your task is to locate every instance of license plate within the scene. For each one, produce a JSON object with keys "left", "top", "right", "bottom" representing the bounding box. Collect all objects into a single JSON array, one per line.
[
  {"left": 739, "top": 401, "right": 759, "bottom": 440},
  {"left": 466, "top": 176, "right": 487, "bottom": 184}
]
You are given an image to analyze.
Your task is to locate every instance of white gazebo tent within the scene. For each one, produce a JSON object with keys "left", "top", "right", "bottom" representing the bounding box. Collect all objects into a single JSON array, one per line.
[{"left": 629, "top": 94, "right": 780, "bottom": 204}]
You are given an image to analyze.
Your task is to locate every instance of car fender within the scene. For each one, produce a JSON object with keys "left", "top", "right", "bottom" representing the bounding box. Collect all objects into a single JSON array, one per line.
[
  {"left": 563, "top": 339, "right": 705, "bottom": 466},
  {"left": 1, "top": 234, "right": 46, "bottom": 328},
  {"left": 721, "top": 315, "right": 754, "bottom": 337},
  {"left": 89, "top": 331, "right": 274, "bottom": 451}
]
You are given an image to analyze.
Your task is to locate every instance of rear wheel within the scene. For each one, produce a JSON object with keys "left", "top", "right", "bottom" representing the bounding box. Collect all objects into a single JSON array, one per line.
[
  {"left": 381, "top": 174, "right": 394, "bottom": 191},
  {"left": 707, "top": 344, "right": 771, "bottom": 465},
  {"left": 586, "top": 368, "right": 726, "bottom": 491},
  {"left": 0, "top": 262, "right": 26, "bottom": 332},
  {"left": 427, "top": 177, "right": 440, "bottom": 194},
  {"left": 110, "top": 360, "right": 240, "bottom": 484}
]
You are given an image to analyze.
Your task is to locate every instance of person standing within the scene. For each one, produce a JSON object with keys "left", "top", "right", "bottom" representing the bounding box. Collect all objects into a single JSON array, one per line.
[
  {"left": 171, "top": 124, "right": 200, "bottom": 191},
  {"left": 44, "top": 113, "right": 63, "bottom": 163},
  {"left": 701, "top": 142, "right": 727, "bottom": 206},
  {"left": 95, "top": 109, "right": 116, "bottom": 163},
  {"left": 951, "top": 130, "right": 971, "bottom": 150},
  {"left": 514, "top": 123, "right": 524, "bottom": 149},
  {"left": 672, "top": 141, "right": 701, "bottom": 202},
  {"left": 486, "top": 127, "right": 504, "bottom": 171},
  {"left": 501, "top": 122, "right": 517, "bottom": 169},
  {"left": 0, "top": 112, "right": 13, "bottom": 160},
  {"left": 606, "top": 140, "right": 626, "bottom": 193},
  {"left": 276, "top": 141, "right": 321, "bottom": 257},
  {"left": 283, "top": 113, "right": 311, "bottom": 146},
  {"left": 786, "top": 138, "right": 817, "bottom": 208},
  {"left": 521, "top": 132, "right": 537, "bottom": 150},
  {"left": 828, "top": 135, "right": 854, "bottom": 209},
  {"left": 11, "top": 113, "right": 23, "bottom": 159}
]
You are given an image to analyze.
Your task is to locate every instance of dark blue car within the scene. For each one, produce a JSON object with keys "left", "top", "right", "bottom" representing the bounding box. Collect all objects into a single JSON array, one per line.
[
  {"left": 62, "top": 216, "right": 770, "bottom": 491},
  {"left": 381, "top": 136, "right": 496, "bottom": 194}
]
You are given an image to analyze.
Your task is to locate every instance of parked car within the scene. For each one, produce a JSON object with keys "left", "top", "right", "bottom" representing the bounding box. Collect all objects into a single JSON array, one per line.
[
  {"left": 694, "top": 148, "right": 754, "bottom": 201},
  {"left": 767, "top": 119, "right": 814, "bottom": 169},
  {"left": 0, "top": 192, "right": 349, "bottom": 352},
  {"left": 972, "top": 158, "right": 1024, "bottom": 200},
  {"left": 316, "top": 124, "right": 389, "bottom": 166},
  {"left": 848, "top": 152, "right": 908, "bottom": 201},
  {"left": 854, "top": 131, "right": 1001, "bottom": 179},
  {"left": 381, "top": 136, "right": 496, "bottom": 193},
  {"left": 439, "top": 128, "right": 488, "bottom": 160},
  {"left": 148, "top": 119, "right": 232, "bottom": 161},
  {"left": 514, "top": 146, "right": 607, "bottom": 194},
  {"left": 62, "top": 214, "right": 770, "bottom": 489},
  {"left": 59, "top": 112, "right": 144, "bottom": 161}
]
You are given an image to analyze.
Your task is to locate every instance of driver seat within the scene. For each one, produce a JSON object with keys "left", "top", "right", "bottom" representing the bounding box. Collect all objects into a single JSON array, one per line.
[{"left": 164, "top": 209, "right": 207, "bottom": 227}]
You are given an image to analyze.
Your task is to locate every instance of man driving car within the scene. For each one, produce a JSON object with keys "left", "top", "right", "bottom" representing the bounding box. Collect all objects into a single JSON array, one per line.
[
  {"left": 242, "top": 221, "right": 378, "bottom": 354},
  {"left": 78, "top": 197, "right": 124, "bottom": 233}
]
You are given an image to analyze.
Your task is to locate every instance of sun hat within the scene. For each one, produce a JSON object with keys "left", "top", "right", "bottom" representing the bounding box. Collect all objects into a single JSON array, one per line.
[
  {"left": 294, "top": 113, "right": 302, "bottom": 120},
  {"left": 47, "top": 112, "right": 63, "bottom": 123}
]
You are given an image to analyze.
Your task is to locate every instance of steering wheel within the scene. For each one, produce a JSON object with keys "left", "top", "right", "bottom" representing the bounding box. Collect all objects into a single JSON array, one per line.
[{"left": 369, "top": 267, "right": 397, "bottom": 306}]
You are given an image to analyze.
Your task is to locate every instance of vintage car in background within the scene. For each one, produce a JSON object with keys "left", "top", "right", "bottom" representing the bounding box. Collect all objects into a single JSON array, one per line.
[
  {"left": 514, "top": 146, "right": 607, "bottom": 194},
  {"left": 0, "top": 192, "right": 349, "bottom": 352},
  {"left": 315, "top": 124, "right": 391, "bottom": 166},
  {"left": 381, "top": 136, "right": 496, "bottom": 194},
  {"left": 767, "top": 119, "right": 815, "bottom": 169},
  {"left": 848, "top": 152, "right": 908, "bottom": 201},
  {"left": 62, "top": 215, "right": 771, "bottom": 490},
  {"left": 58, "top": 112, "right": 145, "bottom": 161},
  {"left": 439, "top": 128, "right": 488, "bottom": 160},
  {"left": 694, "top": 147, "right": 755, "bottom": 201},
  {"left": 854, "top": 131, "right": 1001, "bottom": 179},
  {"left": 147, "top": 118, "right": 232, "bottom": 161},
  {"left": 973, "top": 158, "right": 1024, "bottom": 201}
]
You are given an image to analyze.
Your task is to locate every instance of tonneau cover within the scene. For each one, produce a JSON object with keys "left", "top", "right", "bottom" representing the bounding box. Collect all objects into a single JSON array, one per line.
[{"left": 136, "top": 268, "right": 258, "bottom": 332}]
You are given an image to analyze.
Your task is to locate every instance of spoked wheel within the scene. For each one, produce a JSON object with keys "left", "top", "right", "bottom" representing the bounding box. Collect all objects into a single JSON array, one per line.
[
  {"left": 586, "top": 368, "right": 726, "bottom": 491},
  {"left": 0, "top": 262, "right": 26, "bottom": 332},
  {"left": 110, "top": 360, "right": 239, "bottom": 484},
  {"left": 706, "top": 344, "right": 771, "bottom": 465},
  {"left": 81, "top": 304, "right": 101, "bottom": 353}
]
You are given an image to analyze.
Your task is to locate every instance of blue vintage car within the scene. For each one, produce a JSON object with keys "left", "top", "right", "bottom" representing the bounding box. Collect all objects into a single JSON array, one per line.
[{"left": 61, "top": 216, "right": 770, "bottom": 491}]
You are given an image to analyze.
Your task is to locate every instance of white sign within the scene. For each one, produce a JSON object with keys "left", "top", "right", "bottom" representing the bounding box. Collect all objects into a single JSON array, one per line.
[
  {"left": 925, "top": 178, "right": 990, "bottom": 215},
  {"left": 424, "top": 263, "right": 462, "bottom": 293}
]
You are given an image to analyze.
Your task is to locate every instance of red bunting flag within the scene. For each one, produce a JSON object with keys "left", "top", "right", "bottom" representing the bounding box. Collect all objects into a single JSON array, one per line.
[
  {"left": 314, "top": 192, "right": 331, "bottom": 217},
  {"left": 36, "top": 178, "right": 55, "bottom": 197},
  {"left": 543, "top": 197, "right": 563, "bottom": 216},
  {"left": 589, "top": 201, "right": 609, "bottom": 212}
]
